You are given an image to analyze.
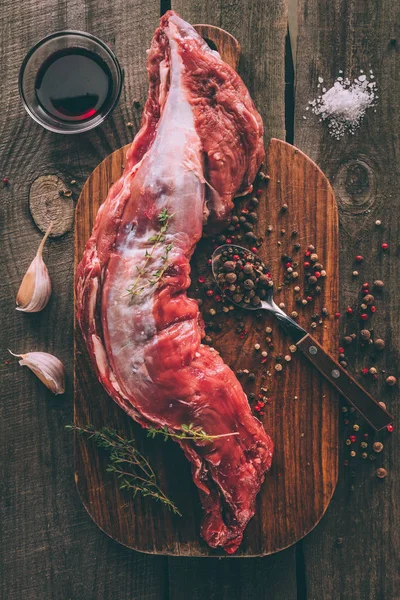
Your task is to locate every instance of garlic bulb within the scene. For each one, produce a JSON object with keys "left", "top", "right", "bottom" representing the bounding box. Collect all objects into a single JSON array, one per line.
[
  {"left": 9, "top": 350, "right": 65, "bottom": 394},
  {"left": 16, "top": 222, "right": 53, "bottom": 312}
]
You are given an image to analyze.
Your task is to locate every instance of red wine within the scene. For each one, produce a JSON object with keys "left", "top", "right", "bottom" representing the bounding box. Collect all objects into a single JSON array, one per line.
[{"left": 35, "top": 48, "right": 113, "bottom": 122}]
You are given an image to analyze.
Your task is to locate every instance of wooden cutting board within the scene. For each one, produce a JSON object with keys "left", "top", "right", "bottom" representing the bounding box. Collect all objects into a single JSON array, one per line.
[{"left": 74, "top": 27, "right": 339, "bottom": 557}]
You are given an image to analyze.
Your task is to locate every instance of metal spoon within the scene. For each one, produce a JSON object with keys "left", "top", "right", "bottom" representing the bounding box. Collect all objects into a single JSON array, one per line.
[{"left": 212, "top": 244, "right": 393, "bottom": 431}]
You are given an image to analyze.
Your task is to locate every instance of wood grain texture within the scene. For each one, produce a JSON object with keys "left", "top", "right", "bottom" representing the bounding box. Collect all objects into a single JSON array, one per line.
[
  {"left": 74, "top": 137, "right": 339, "bottom": 557},
  {"left": 0, "top": 0, "right": 168, "bottom": 599},
  {"left": 294, "top": 0, "right": 400, "bottom": 598}
]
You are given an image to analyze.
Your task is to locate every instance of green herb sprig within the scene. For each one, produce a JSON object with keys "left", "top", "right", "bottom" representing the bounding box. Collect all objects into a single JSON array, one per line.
[
  {"left": 127, "top": 208, "right": 174, "bottom": 297},
  {"left": 147, "top": 423, "right": 239, "bottom": 443},
  {"left": 67, "top": 424, "right": 181, "bottom": 515}
]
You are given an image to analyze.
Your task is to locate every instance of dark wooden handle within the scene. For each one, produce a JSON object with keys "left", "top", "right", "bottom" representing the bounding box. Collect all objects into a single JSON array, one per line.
[{"left": 296, "top": 334, "right": 394, "bottom": 431}]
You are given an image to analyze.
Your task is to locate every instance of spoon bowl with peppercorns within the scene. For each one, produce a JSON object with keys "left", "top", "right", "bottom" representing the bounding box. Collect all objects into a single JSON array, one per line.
[{"left": 212, "top": 244, "right": 394, "bottom": 432}]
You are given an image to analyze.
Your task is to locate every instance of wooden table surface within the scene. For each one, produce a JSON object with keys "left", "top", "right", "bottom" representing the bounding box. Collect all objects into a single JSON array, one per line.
[{"left": 1, "top": 1, "right": 398, "bottom": 599}]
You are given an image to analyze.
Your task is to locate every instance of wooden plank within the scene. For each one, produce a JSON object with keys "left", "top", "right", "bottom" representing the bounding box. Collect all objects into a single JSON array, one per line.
[
  {"left": 294, "top": 0, "right": 400, "bottom": 597},
  {"left": 168, "top": 549, "right": 297, "bottom": 600},
  {"left": 0, "top": 0, "right": 167, "bottom": 599}
]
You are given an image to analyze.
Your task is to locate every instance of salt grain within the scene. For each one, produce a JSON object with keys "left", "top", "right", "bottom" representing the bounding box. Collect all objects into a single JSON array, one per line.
[{"left": 306, "top": 70, "right": 378, "bottom": 139}]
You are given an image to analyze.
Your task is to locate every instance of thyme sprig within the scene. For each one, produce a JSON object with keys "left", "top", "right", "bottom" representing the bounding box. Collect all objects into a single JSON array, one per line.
[
  {"left": 127, "top": 208, "right": 174, "bottom": 297},
  {"left": 67, "top": 424, "right": 181, "bottom": 515},
  {"left": 147, "top": 423, "right": 239, "bottom": 442}
]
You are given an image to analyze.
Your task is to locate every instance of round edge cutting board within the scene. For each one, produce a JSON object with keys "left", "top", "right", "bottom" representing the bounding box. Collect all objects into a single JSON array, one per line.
[{"left": 74, "top": 138, "right": 339, "bottom": 557}]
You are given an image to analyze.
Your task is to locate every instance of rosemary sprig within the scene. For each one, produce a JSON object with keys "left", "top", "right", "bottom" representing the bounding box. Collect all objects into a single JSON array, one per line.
[
  {"left": 66, "top": 424, "right": 181, "bottom": 516},
  {"left": 127, "top": 209, "right": 174, "bottom": 297},
  {"left": 147, "top": 423, "right": 239, "bottom": 443}
]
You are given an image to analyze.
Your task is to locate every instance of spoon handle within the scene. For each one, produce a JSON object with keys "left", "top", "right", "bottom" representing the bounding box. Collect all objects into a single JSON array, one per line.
[{"left": 296, "top": 334, "right": 393, "bottom": 430}]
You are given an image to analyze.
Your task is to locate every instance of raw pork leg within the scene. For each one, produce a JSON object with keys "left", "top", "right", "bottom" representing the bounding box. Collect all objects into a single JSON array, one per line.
[{"left": 77, "top": 11, "right": 273, "bottom": 554}]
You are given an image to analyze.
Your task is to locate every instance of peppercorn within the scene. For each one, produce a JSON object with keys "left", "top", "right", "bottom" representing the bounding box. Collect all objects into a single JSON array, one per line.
[
  {"left": 309, "top": 276, "right": 317, "bottom": 285},
  {"left": 352, "top": 270, "right": 359, "bottom": 277},
  {"left": 232, "top": 293, "right": 243, "bottom": 303},
  {"left": 304, "top": 261, "right": 310, "bottom": 268},
  {"left": 291, "top": 311, "right": 298, "bottom": 319},
  {"left": 373, "top": 442, "right": 383, "bottom": 453},
  {"left": 386, "top": 375, "right": 397, "bottom": 386},
  {"left": 376, "top": 468, "right": 387, "bottom": 479},
  {"left": 279, "top": 302, "right": 285, "bottom": 309},
  {"left": 381, "top": 243, "right": 389, "bottom": 251},
  {"left": 360, "top": 441, "right": 368, "bottom": 448},
  {"left": 369, "top": 367, "right": 378, "bottom": 375},
  {"left": 248, "top": 372, "right": 256, "bottom": 381},
  {"left": 225, "top": 272, "right": 237, "bottom": 284},
  {"left": 374, "top": 338, "right": 385, "bottom": 350},
  {"left": 355, "top": 255, "right": 364, "bottom": 263},
  {"left": 254, "top": 343, "right": 261, "bottom": 351},
  {"left": 364, "top": 294, "right": 375, "bottom": 305},
  {"left": 373, "top": 280, "right": 384, "bottom": 291},
  {"left": 284, "top": 355, "right": 291, "bottom": 362},
  {"left": 281, "top": 203, "right": 288, "bottom": 212},
  {"left": 321, "top": 308, "right": 328, "bottom": 316},
  {"left": 244, "top": 279, "right": 255, "bottom": 290},
  {"left": 350, "top": 451, "right": 356, "bottom": 457},
  {"left": 2, "top": 177, "right": 9, "bottom": 185},
  {"left": 345, "top": 439, "right": 351, "bottom": 446},
  {"left": 360, "top": 303, "right": 368, "bottom": 310},
  {"left": 335, "top": 312, "right": 340, "bottom": 318},
  {"left": 224, "top": 261, "right": 235, "bottom": 272},
  {"left": 360, "top": 329, "right": 371, "bottom": 340},
  {"left": 267, "top": 225, "right": 273, "bottom": 233},
  {"left": 289, "top": 345, "right": 297, "bottom": 353},
  {"left": 387, "top": 424, "right": 394, "bottom": 432},
  {"left": 310, "top": 253, "right": 318, "bottom": 262},
  {"left": 343, "top": 336, "right": 353, "bottom": 345},
  {"left": 375, "top": 219, "right": 381, "bottom": 226},
  {"left": 360, "top": 313, "right": 368, "bottom": 321},
  {"left": 275, "top": 363, "right": 283, "bottom": 371},
  {"left": 293, "top": 243, "right": 301, "bottom": 251},
  {"left": 361, "top": 452, "right": 368, "bottom": 459}
]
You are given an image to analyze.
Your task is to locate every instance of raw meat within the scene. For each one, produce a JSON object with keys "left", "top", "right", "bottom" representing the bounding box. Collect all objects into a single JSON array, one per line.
[{"left": 76, "top": 11, "right": 273, "bottom": 554}]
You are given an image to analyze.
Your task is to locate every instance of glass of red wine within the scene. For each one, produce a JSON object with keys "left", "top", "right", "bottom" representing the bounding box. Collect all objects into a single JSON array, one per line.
[{"left": 19, "top": 31, "right": 123, "bottom": 134}]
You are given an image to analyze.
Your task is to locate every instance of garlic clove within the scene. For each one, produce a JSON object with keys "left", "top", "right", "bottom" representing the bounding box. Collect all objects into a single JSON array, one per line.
[
  {"left": 16, "top": 222, "right": 53, "bottom": 313},
  {"left": 9, "top": 350, "right": 65, "bottom": 395}
]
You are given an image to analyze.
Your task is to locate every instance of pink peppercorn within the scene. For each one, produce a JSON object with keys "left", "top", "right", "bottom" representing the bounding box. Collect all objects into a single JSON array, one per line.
[
  {"left": 346, "top": 307, "right": 353, "bottom": 315},
  {"left": 2, "top": 177, "right": 9, "bottom": 185},
  {"left": 314, "top": 271, "right": 321, "bottom": 278},
  {"left": 387, "top": 424, "right": 394, "bottom": 432},
  {"left": 285, "top": 262, "right": 292, "bottom": 268},
  {"left": 381, "top": 243, "right": 389, "bottom": 251},
  {"left": 251, "top": 247, "right": 258, "bottom": 253},
  {"left": 233, "top": 254, "right": 240, "bottom": 261},
  {"left": 206, "top": 289, "right": 214, "bottom": 297},
  {"left": 304, "top": 261, "right": 310, "bottom": 268},
  {"left": 350, "top": 435, "right": 356, "bottom": 443},
  {"left": 355, "top": 255, "right": 364, "bottom": 263},
  {"left": 338, "top": 347, "right": 345, "bottom": 354},
  {"left": 207, "top": 258, "right": 212, "bottom": 265},
  {"left": 306, "top": 296, "right": 313, "bottom": 302},
  {"left": 362, "top": 368, "right": 369, "bottom": 375},
  {"left": 362, "top": 283, "right": 369, "bottom": 289},
  {"left": 226, "top": 238, "right": 232, "bottom": 244},
  {"left": 371, "top": 306, "right": 377, "bottom": 313},
  {"left": 360, "top": 313, "right": 368, "bottom": 321},
  {"left": 214, "top": 295, "right": 221, "bottom": 302},
  {"left": 256, "top": 189, "right": 262, "bottom": 197},
  {"left": 198, "top": 276, "right": 205, "bottom": 283},
  {"left": 335, "top": 312, "right": 341, "bottom": 318}
]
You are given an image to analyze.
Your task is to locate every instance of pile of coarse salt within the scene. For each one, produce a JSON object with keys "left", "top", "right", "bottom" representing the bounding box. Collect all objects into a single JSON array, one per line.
[{"left": 305, "top": 70, "right": 378, "bottom": 139}]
